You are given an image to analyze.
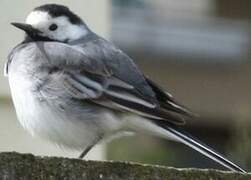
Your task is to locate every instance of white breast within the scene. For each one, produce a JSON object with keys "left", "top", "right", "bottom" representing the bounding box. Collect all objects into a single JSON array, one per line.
[
  {"left": 8, "top": 72, "right": 102, "bottom": 150},
  {"left": 9, "top": 72, "right": 37, "bottom": 132}
]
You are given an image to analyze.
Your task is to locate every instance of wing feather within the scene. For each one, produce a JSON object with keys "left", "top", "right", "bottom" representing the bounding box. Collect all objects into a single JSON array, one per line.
[
  {"left": 36, "top": 41, "right": 187, "bottom": 125},
  {"left": 145, "top": 77, "right": 196, "bottom": 117}
]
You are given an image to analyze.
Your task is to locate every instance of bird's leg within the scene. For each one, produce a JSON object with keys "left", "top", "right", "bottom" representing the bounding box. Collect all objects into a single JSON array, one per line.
[
  {"left": 78, "top": 145, "right": 94, "bottom": 159},
  {"left": 78, "top": 137, "right": 102, "bottom": 159}
]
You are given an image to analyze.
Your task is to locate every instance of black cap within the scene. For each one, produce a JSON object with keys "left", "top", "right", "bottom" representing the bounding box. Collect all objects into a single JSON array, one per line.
[{"left": 34, "top": 4, "right": 83, "bottom": 25}]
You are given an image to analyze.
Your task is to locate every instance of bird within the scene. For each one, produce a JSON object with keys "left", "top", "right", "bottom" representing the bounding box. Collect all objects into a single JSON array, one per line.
[{"left": 5, "top": 4, "right": 245, "bottom": 173}]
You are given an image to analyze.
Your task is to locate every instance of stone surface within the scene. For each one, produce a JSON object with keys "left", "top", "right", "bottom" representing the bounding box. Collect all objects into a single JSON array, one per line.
[{"left": 0, "top": 152, "right": 250, "bottom": 180}]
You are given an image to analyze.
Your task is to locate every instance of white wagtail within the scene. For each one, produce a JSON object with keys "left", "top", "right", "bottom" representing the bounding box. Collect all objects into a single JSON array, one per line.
[{"left": 5, "top": 4, "right": 245, "bottom": 172}]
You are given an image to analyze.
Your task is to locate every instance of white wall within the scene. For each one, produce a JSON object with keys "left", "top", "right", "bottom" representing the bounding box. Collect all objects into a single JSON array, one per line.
[{"left": 0, "top": 0, "right": 110, "bottom": 160}]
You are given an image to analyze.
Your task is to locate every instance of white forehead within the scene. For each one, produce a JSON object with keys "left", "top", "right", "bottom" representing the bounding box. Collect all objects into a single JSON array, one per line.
[
  {"left": 26, "top": 11, "right": 52, "bottom": 25},
  {"left": 25, "top": 10, "right": 72, "bottom": 27}
]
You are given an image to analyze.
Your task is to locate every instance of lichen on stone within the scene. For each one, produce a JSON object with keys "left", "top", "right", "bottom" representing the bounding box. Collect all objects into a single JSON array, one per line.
[{"left": 0, "top": 152, "right": 249, "bottom": 180}]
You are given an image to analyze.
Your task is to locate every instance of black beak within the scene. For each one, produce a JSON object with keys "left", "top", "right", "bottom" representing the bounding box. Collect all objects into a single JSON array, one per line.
[{"left": 11, "top": 22, "right": 41, "bottom": 37}]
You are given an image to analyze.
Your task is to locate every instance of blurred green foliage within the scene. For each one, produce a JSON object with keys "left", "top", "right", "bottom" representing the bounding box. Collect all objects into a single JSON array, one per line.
[
  {"left": 112, "top": 0, "right": 145, "bottom": 8},
  {"left": 107, "top": 135, "right": 180, "bottom": 166},
  {"left": 228, "top": 121, "right": 251, "bottom": 170}
]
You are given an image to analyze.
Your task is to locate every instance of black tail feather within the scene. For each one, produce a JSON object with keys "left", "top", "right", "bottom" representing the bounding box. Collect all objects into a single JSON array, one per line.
[{"left": 155, "top": 121, "right": 246, "bottom": 173}]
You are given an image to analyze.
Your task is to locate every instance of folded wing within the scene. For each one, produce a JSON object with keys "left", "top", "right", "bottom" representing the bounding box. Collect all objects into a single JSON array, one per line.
[{"left": 37, "top": 41, "right": 193, "bottom": 125}]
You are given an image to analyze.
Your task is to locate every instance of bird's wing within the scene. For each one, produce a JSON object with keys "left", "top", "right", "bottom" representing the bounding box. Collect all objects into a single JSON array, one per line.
[
  {"left": 35, "top": 41, "right": 187, "bottom": 125},
  {"left": 145, "top": 77, "right": 196, "bottom": 117},
  {"left": 75, "top": 38, "right": 195, "bottom": 117}
]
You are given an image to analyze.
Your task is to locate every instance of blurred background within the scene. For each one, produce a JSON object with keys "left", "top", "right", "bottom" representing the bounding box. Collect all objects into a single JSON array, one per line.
[{"left": 1, "top": 0, "right": 251, "bottom": 171}]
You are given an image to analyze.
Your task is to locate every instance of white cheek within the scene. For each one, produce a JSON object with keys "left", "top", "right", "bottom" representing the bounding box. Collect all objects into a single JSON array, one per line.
[
  {"left": 49, "top": 25, "right": 88, "bottom": 41},
  {"left": 65, "top": 25, "right": 89, "bottom": 40}
]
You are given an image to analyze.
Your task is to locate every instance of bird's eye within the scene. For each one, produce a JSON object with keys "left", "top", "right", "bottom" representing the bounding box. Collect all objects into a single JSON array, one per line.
[{"left": 49, "top": 24, "right": 58, "bottom": 31}]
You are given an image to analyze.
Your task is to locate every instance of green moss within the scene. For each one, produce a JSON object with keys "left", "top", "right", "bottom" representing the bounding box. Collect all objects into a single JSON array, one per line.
[
  {"left": 0, "top": 152, "right": 249, "bottom": 180},
  {"left": 0, "top": 96, "right": 12, "bottom": 105}
]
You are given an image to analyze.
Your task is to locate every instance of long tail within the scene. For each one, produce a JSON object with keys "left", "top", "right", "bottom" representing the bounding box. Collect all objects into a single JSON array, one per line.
[{"left": 154, "top": 121, "right": 246, "bottom": 173}]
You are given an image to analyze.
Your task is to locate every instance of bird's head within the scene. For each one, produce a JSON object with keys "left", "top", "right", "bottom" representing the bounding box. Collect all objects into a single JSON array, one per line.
[{"left": 11, "top": 4, "right": 90, "bottom": 43}]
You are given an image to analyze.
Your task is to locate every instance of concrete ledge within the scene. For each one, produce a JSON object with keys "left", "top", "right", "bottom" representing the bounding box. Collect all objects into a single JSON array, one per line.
[{"left": 0, "top": 152, "right": 249, "bottom": 180}]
